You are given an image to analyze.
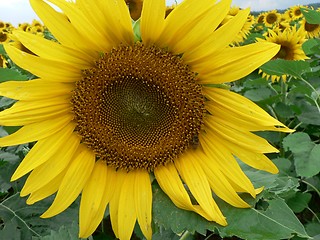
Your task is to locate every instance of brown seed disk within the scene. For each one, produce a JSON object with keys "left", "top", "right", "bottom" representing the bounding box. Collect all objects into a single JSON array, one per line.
[{"left": 71, "top": 43, "right": 204, "bottom": 171}]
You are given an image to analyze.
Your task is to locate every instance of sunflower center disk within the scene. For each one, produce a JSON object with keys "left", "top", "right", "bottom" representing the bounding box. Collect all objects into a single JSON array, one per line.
[{"left": 71, "top": 43, "right": 205, "bottom": 171}]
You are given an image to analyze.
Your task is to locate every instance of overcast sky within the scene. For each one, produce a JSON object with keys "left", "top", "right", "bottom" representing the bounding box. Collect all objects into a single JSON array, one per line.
[{"left": 0, "top": 0, "right": 319, "bottom": 26}]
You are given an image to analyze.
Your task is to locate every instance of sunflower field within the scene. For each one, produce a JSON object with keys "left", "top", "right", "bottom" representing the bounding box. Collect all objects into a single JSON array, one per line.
[{"left": 0, "top": 1, "right": 320, "bottom": 240}]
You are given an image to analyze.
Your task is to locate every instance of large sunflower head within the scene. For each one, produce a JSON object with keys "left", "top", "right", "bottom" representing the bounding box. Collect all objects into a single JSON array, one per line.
[{"left": 0, "top": 0, "right": 292, "bottom": 239}]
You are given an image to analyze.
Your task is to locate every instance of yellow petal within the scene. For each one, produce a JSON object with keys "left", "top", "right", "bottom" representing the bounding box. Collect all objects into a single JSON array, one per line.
[
  {"left": 140, "top": 0, "right": 166, "bottom": 45},
  {"left": 227, "top": 142, "right": 279, "bottom": 174},
  {"left": 157, "top": 0, "right": 218, "bottom": 49},
  {"left": 199, "top": 134, "right": 256, "bottom": 197},
  {"left": 76, "top": 0, "right": 134, "bottom": 47},
  {"left": 0, "top": 114, "right": 73, "bottom": 147},
  {"left": 203, "top": 87, "right": 293, "bottom": 133},
  {"left": 175, "top": 151, "right": 227, "bottom": 226},
  {"left": 26, "top": 169, "right": 66, "bottom": 205},
  {"left": 205, "top": 102, "right": 286, "bottom": 132},
  {"left": 44, "top": 0, "right": 110, "bottom": 52},
  {"left": 0, "top": 79, "right": 74, "bottom": 100},
  {"left": 194, "top": 147, "right": 250, "bottom": 208},
  {"left": 79, "top": 167, "right": 117, "bottom": 237},
  {"left": 117, "top": 171, "right": 137, "bottom": 240},
  {"left": 134, "top": 170, "right": 152, "bottom": 240},
  {"left": 30, "top": 0, "right": 92, "bottom": 53},
  {"left": 13, "top": 30, "right": 95, "bottom": 68},
  {"left": 183, "top": 8, "right": 249, "bottom": 64},
  {"left": 169, "top": 0, "right": 232, "bottom": 54},
  {"left": 205, "top": 119, "right": 279, "bottom": 153},
  {"left": 79, "top": 160, "right": 111, "bottom": 238},
  {"left": 11, "top": 122, "right": 76, "bottom": 181},
  {"left": 155, "top": 162, "right": 218, "bottom": 221},
  {"left": 41, "top": 145, "right": 95, "bottom": 218},
  {"left": 154, "top": 163, "right": 195, "bottom": 211},
  {"left": 0, "top": 97, "right": 71, "bottom": 126},
  {"left": 20, "top": 132, "right": 80, "bottom": 196},
  {"left": 197, "top": 42, "right": 280, "bottom": 84},
  {"left": 4, "top": 44, "right": 81, "bottom": 82},
  {"left": 109, "top": 170, "right": 126, "bottom": 239}
]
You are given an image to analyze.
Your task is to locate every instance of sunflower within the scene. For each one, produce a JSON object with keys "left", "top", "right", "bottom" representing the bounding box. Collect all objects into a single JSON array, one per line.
[
  {"left": 256, "top": 12, "right": 265, "bottom": 24},
  {"left": 257, "top": 26, "right": 308, "bottom": 82},
  {"left": 283, "top": 9, "right": 293, "bottom": 21},
  {"left": 0, "top": 20, "right": 5, "bottom": 29},
  {"left": 290, "top": 5, "right": 304, "bottom": 20},
  {"left": 0, "top": 0, "right": 292, "bottom": 239},
  {"left": 0, "top": 30, "right": 9, "bottom": 43},
  {"left": 263, "top": 10, "right": 281, "bottom": 28},
  {"left": 300, "top": 19, "right": 320, "bottom": 39}
]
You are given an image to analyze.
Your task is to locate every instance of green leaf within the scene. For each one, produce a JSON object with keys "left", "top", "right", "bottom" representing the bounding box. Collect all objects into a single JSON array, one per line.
[
  {"left": 0, "top": 193, "right": 80, "bottom": 239},
  {"left": 282, "top": 133, "right": 320, "bottom": 178},
  {"left": 244, "top": 87, "right": 273, "bottom": 102},
  {"left": 303, "top": 38, "right": 320, "bottom": 55},
  {"left": 152, "top": 183, "right": 310, "bottom": 240},
  {"left": 217, "top": 198, "right": 309, "bottom": 240},
  {"left": 0, "top": 44, "right": 5, "bottom": 55},
  {"left": 272, "top": 158, "right": 293, "bottom": 175},
  {"left": 0, "top": 68, "right": 29, "bottom": 82},
  {"left": 305, "top": 222, "right": 320, "bottom": 237},
  {"left": 301, "top": 7, "right": 320, "bottom": 24},
  {"left": 260, "top": 59, "right": 311, "bottom": 80},
  {"left": 36, "top": 222, "right": 81, "bottom": 240},
  {"left": 0, "top": 152, "right": 21, "bottom": 193},
  {"left": 152, "top": 228, "right": 180, "bottom": 240},
  {"left": 297, "top": 104, "right": 320, "bottom": 126},
  {"left": 286, "top": 192, "right": 312, "bottom": 213},
  {"left": 132, "top": 19, "right": 141, "bottom": 42}
]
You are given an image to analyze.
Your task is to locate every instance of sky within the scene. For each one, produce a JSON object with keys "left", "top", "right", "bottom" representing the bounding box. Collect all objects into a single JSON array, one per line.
[{"left": 0, "top": 0, "right": 319, "bottom": 26}]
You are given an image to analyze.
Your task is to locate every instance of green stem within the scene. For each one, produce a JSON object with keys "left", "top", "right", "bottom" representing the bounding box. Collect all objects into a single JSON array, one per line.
[
  {"left": 300, "top": 78, "right": 320, "bottom": 114},
  {"left": 179, "top": 230, "right": 193, "bottom": 240},
  {"left": 280, "top": 78, "right": 288, "bottom": 104},
  {"left": 307, "top": 207, "right": 320, "bottom": 223},
  {"left": 301, "top": 179, "right": 320, "bottom": 199},
  {"left": 101, "top": 219, "right": 105, "bottom": 235},
  {"left": 267, "top": 82, "right": 279, "bottom": 95}
]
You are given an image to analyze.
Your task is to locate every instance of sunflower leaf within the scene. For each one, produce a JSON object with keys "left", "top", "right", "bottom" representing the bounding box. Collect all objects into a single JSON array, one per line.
[
  {"left": 152, "top": 182, "right": 310, "bottom": 240},
  {"left": 260, "top": 59, "right": 311, "bottom": 80},
  {"left": 217, "top": 197, "right": 310, "bottom": 239},
  {"left": 283, "top": 132, "right": 320, "bottom": 178},
  {"left": 286, "top": 192, "right": 312, "bottom": 213},
  {"left": 0, "top": 68, "right": 29, "bottom": 82},
  {"left": 0, "top": 193, "right": 80, "bottom": 239},
  {"left": 301, "top": 7, "right": 320, "bottom": 24},
  {"left": 303, "top": 38, "right": 320, "bottom": 55},
  {"left": 0, "top": 44, "right": 5, "bottom": 55},
  {"left": 34, "top": 222, "right": 80, "bottom": 240}
]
